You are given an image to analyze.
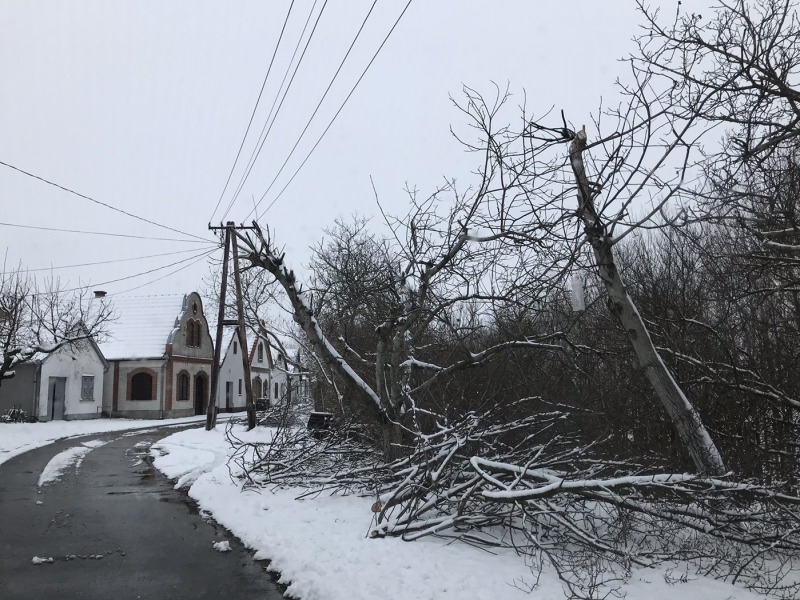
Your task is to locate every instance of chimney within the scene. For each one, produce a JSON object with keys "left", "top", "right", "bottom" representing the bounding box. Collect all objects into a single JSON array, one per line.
[{"left": 94, "top": 290, "right": 107, "bottom": 299}]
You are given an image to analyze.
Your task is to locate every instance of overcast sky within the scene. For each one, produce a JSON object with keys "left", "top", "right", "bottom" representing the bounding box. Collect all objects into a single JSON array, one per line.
[{"left": 1, "top": 1, "right": 663, "bottom": 300}]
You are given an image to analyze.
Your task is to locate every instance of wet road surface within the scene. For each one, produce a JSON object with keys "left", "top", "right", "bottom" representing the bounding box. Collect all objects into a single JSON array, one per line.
[{"left": 0, "top": 426, "right": 285, "bottom": 599}]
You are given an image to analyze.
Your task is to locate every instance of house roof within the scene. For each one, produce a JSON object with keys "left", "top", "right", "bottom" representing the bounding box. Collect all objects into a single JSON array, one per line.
[{"left": 98, "top": 294, "right": 186, "bottom": 360}]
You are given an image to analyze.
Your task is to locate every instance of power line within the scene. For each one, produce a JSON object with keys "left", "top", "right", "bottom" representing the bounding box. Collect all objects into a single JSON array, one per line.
[
  {"left": 209, "top": 0, "right": 297, "bottom": 224},
  {"left": 221, "top": 0, "right": 326, "bottom": 221},
  {"left": 113, "top": 250, "right": 218, "bottom": 295},
  {"left": 58, "top": 247, "right": 219, "bottom": 293},
  {"left": 220, "top": 0, "right": 329, "bottom": 222},
  {"left": 0, "top": 159, "right": 212, "bottom": 243},
  {"left": 247, "top": 0, "right": 414, "bottom": 220},
  {"left": 0, "top": 247, "right": 214, "bottom": 275},
  {"left": 0, "top": 221, "right": 213, "bottom": 243},
  {"left": 243, "top": 0, "right": 379, "bottom": 212}
]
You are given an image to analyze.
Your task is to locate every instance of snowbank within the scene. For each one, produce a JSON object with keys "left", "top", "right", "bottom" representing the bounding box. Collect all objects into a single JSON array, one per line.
[
  {"left": 0, "top": 414, "right": 226, "bottom": 467},
  {"left": 152, "top": 425, "right": 765, "bottom": 600}
]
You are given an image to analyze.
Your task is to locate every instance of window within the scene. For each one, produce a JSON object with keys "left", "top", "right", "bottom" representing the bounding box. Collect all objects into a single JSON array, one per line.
[
  {"left": 81, "top": 376, "right": 94, "bottom": 401},
  {"left": 187, "top": 319, "right": 203, "bottom": 348},
  {"left": 131, "top": 372, "right": 154, "bottom": 400},
  {"left": 186, "top": 319, "right": 195, "bottom": 347},
  {"left": 258, "top": 342, "right": 264, "bottom": 363},
  {"left": 233, "top": 340, "right": 238, "bottom": 354},
  {"left": 177, "top": 373, "right": 190, "bottom": 402},
  {"left": 238, "top": 378, "right": 242, "bottom": 395},
  {"left": 274, "top": 382, "right": 279, "bottom": 399}
]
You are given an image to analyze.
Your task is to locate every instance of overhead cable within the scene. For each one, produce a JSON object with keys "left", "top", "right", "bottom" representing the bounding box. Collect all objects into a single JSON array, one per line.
[
  {"left": 248, "top": 0, "right": 414, "bottom": 220},
  {"left": 0, "top": 221, "right": 214, "bottom": 243},
  {"left": 0, "top": 159, "right": 212, "bottom": 243},
  {"left": 209, "top": 0, "right": 297, "bottom": 223},
  {"left": 221, "top": 0, "right": 329, "bottom": 221}
]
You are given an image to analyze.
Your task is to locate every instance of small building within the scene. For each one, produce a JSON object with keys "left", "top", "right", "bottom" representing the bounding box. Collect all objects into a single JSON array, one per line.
[
  {"left": 215, "top": 331, "right": 306, "bottom": 412},
  {"left": 100, "top": 292, "right": 213, "bottom": 419},
  {"left": 0, "top": 333, "right": 108, "bottom": 421},
  {"left": 215, "top": 330, "right": 248, "bottom": 413}
]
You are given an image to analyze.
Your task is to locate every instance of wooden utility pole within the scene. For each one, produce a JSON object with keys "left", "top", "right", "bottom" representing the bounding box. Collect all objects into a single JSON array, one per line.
[
  {"left": 207, "top": 227, "right": 230, "bottom": 430},
  {"left": 206, "top": 221, "right": 257, "bottom": 431},
  {"left": 231, "top": 232, "right": 256, "bottom": 429}
]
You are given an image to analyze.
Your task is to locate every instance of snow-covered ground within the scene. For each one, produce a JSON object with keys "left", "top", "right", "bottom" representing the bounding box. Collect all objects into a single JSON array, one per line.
[
  {"left": 0, "top": 414, "right": 227, "bottom": 468},
  {"left": 151, "top": 424, "right": 765, "bottom": 600}
]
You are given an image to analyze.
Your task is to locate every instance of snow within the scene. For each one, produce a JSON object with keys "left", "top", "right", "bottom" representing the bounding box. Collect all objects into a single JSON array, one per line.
[
  {"left": 212, "top": 540, "right": 231, "bottom": 552},
  {"left": 151, "top": 425, "right": 766, "bottom": 600},
  {"left": 98, "top": 294, "right": 185, "bottom": 360},
  {"left": 38, "top": 446, "right": 93, "bottom": 486},
  {"left": 0, "top": 414, "right": 227, "bottom": 468},
  {"left": 31, "top": 556, "right": 54, "bottom": 565}
]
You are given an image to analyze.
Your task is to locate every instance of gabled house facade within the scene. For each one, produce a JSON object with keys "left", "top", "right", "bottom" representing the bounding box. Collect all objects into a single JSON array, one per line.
[
  {"left": 215, "top": 331, "right": 303, "bottom": 412},
  {"left": 216, "top": 330, "right": 247, "bottom": 413},
  {"left": 100, "top": 292, "right": 214, "bottom": 419},
  {"left": 0, "top": 334, "right": 108, "bottom": 421}
]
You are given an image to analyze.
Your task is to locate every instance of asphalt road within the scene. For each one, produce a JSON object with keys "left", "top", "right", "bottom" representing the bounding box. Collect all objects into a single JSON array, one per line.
[{"left": 0, "top": 426, "right": 285, "bottom": 599}]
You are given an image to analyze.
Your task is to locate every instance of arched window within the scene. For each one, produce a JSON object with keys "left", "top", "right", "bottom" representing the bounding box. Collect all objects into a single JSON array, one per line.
[
  {"left": 194, "top": 321, "right": 203, "bottom": 347},
  {"left": 258, "top": 342, "right": 264, "bottom": 363},
  {"left": 186, "top": 319, "right": 195, "bottom": 347},
  {"left": 130, "top": 372, "right": 154, "bottom": 401},
  {"left": 177, "top": 372, "right": 190, "bottom": 401}
]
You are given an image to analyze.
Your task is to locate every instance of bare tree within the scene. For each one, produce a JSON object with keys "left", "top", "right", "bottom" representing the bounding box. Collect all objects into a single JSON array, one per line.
[{"left": 0, "top": 266, "right": 112, "bottom": 386}]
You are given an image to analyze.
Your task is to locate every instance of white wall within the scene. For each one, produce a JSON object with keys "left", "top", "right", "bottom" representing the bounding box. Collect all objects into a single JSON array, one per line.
[
  {"left": 37, "top": 343, "right": 105, "bottom": 420},
  {"left": 217, "top": 336, "right": 246, "bottom": 410}
]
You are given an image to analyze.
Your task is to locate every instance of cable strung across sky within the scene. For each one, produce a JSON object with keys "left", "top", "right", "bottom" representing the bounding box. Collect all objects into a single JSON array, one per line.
[
  {"left": 220, "top": 0, "right": 329, "bottom": 222},
  {"left": 0, "top": 159, "right": 212, "bottom": 243},
  {"left": 208, "top": 0, "right": 297, "bottom": 225},
  {"left": 0, "top": 221, "right": 215, "bottom": 243},
  {"left": 247, "top": 0, "right": 414, "bottom": 221}
]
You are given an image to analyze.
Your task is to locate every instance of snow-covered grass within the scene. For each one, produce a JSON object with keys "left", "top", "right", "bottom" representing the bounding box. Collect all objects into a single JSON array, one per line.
[
  {"left": 0, "top": 414, "right": 228, "bottom": 467},
  {"left": 152, "top": 424, "right": 766, "bottom": 600}
]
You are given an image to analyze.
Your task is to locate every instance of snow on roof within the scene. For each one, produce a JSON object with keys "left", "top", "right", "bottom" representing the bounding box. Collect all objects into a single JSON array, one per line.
[{"left": 99, "top": 294, "right": 185, "bottom": 360}]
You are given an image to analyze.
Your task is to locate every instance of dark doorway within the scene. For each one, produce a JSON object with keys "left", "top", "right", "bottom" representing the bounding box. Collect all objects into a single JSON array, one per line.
[
  {"left": 194, "top": 372, "right": 207, "bottom": 416},
  {"left": 225, "top": 382, "right": 233, "bottom": 412},
  {"left": 48, "top": 377, "right": 66, "bottom": 420}
]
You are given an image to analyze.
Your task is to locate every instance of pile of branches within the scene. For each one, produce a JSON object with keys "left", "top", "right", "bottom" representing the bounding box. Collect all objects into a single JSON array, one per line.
[{"left": 227, "top": 399, "right": 800, "bottom": 598}]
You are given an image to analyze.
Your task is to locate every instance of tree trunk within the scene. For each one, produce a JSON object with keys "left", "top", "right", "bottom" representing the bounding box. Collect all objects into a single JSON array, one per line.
[{"left": 569, "top": 128, "right": 727, "bottom": 476}]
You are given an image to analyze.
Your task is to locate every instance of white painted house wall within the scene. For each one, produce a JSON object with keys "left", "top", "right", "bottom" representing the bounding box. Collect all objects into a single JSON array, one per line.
[
  {"left": 37, "top": 343, "right": 105, "bottom": 421},
  {"left": 216, "top": 333, "right": 246, "bottom": 411},
  {"left": 216, "top": 333, "right": 291, "bottom": 411}
]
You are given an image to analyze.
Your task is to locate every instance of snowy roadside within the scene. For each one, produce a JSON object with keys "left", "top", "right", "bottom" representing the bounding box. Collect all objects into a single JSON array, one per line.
[
  {"left": 152, "top": 425, "right": 765, "bottom": 600},
  {"left": 0, "top": 414, "right": 230, "bottom": 468}
]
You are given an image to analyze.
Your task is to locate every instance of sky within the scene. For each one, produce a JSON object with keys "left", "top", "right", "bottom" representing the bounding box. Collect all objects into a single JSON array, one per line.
[{"left": 0, "top": 1, "right": 658, "bottom": 300}]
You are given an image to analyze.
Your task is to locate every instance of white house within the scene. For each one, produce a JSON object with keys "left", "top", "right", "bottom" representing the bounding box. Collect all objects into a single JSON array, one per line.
[
  {"left": 36, "top": 338, "right": 108, "bottom": 421},
  {"left": 215, "top": 330, "right": 301, "bottom": 412},
  {"left": 0, "top": 333, "right": 108, "bottom": 421}
]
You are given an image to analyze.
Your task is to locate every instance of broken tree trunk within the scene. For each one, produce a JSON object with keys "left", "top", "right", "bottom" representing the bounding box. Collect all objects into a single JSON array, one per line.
[{"left": 568, "top": 127, "right": 727, "bottom": 476}]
